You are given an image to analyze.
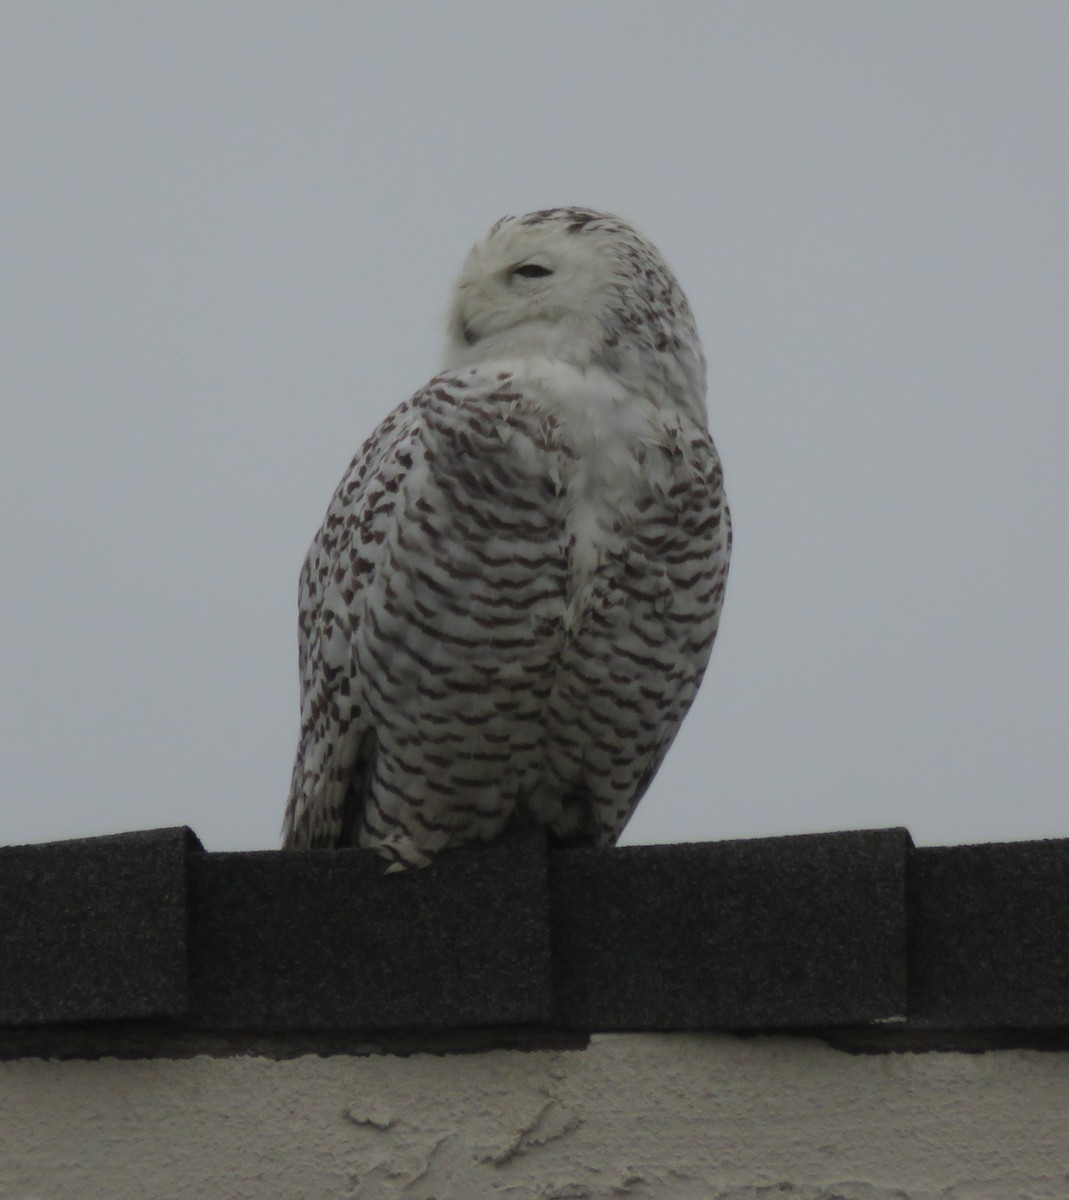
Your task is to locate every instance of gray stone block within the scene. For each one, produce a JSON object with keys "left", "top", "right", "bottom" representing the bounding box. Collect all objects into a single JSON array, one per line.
[
  {"left": 550, "top": 828, "right": 912, "bottom": 1029},
  {"left": 0, "top": 827, "right": 198, "bottom": 1025},
  {"left": 187, "top": 831, "right": 552, "bottom": 1030},
  {"left": 909, "top": 839, "right": 1069, "bottom": 1027}
]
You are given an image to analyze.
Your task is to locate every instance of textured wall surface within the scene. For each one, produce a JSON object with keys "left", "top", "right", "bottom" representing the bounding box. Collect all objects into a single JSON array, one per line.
[{"left": 3, "top": 1034, "right": 1068, "bottom": 1199}]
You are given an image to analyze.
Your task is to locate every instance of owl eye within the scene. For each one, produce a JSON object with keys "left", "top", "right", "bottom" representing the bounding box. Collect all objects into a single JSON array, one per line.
[{"left": 510, "top": 263, "right": 554, "bottom": 279}]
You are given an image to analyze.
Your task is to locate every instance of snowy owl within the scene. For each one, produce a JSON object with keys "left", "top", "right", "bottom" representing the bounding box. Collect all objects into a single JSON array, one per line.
[{"left": 282, "top": 207, "right": 730, "bottom": 868}]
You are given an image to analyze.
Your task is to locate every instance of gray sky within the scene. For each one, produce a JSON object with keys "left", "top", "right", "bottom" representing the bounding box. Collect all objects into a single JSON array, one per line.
[{"left": 3, "top": 2, "right": 1068, "bottom": 852}]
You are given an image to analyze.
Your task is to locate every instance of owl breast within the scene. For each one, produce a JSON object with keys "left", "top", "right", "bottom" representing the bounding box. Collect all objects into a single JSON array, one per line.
[{"left": 403, "top": 360, "right": 729, "bottom": 849}]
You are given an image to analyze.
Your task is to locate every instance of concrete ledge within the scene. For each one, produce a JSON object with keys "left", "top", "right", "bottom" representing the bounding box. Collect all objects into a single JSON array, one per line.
[
  {"left": 3, "top": 824, "right": 1069, "bottom": 1047},
  {"left": 0, "top": 827, "right": 198, "bottom": 1025}
]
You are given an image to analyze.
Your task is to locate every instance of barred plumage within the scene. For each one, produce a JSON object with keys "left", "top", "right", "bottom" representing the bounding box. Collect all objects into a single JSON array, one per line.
[{"left": 283, "top": 208, "right": 730, "bottom": 868}]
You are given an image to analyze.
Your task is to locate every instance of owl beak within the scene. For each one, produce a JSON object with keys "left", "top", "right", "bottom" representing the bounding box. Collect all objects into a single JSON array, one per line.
[{"left": 461, "top": 319, "right": 479, "bottom": 347}]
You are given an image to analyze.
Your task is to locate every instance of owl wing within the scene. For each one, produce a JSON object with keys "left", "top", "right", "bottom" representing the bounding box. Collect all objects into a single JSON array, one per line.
[
  {"left": 283, "top": 395, "right": 423, "bottom": 848},
  {"left": 284, "top": 362, "right": 572, "bottom": 860}
]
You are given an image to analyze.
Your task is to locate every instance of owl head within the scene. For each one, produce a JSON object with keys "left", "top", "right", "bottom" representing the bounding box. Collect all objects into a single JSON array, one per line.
[{"left": 444, "top": 208, "right": 707, "bottom": 423}]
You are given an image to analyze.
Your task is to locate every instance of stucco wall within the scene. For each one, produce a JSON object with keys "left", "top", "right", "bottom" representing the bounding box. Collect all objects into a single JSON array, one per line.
[{"left": 2, "top": 1033, "right": 1068, "bottom": 1199}]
